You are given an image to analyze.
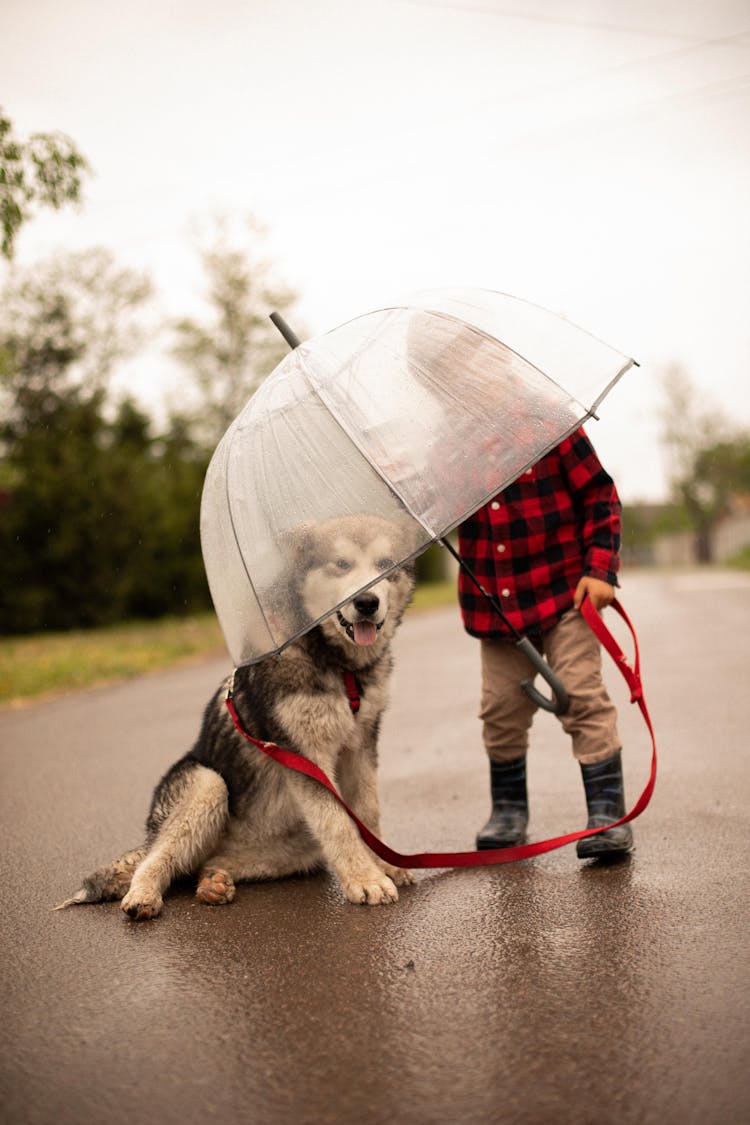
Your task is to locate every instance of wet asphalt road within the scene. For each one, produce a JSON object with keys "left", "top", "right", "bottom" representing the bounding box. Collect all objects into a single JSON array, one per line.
[{"left": 1, "top": 568, "right": 749, "bottom": 1125}]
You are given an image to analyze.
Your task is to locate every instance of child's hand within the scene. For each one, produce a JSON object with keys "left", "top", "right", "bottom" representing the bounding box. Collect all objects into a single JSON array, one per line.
[{"left": 574, "top": 576, "right": 615, "bottom": 613}]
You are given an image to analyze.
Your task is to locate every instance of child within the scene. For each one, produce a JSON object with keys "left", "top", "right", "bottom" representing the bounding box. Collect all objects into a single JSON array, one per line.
[{"left": 458, "top": 426, "right": 632, "bottom": 858}]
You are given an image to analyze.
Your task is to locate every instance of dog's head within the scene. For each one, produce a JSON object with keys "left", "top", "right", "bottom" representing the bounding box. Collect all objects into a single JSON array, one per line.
[{"left": 283, "top": 515, "right": 417, "bottom": 656}]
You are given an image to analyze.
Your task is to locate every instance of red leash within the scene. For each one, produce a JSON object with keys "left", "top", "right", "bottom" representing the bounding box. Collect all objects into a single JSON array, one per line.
[{"left": 225, "top": 597, "right": 656, "bottom": 868}]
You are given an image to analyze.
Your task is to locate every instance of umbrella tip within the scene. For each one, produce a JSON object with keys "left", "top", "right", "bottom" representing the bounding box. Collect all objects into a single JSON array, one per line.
[{"left": 269, "top": 312, "right": 302, "bottom": 350}]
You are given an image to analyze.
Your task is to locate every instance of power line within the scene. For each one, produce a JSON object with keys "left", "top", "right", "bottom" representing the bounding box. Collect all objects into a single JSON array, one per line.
[
  {"left": 103, "top": 67, "right": 750, "bottom": 243},
  {"left": 498, "top": 71, "right": 750, "bottom": 154},
  {"left": 60, "top": 61, "right": 750, "bottom": 234},
  {"left": 389, "top": 3, "right": 750, "bottom": 123},
  {"left": 392, "top": 0, "right": 737, "bottom": 43}
]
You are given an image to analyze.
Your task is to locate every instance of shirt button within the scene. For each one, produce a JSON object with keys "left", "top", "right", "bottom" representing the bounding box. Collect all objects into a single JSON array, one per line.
[
  {"left": 490, "top": 501, "right": 500, "bottom": 510},
  {"left": 501, "top": 587, "right": 511, "bottom": 598},
  {"left": 524, "top": 468, "right": 533, "bottom": 475},
  {"left": 496, "top": 544, "right": 506, "bottom": 553}
]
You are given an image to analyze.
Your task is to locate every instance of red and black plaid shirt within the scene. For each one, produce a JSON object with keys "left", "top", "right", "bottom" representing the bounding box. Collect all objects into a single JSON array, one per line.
[{"left": 458, "top": 427, "right": 621, "bottom": 640}]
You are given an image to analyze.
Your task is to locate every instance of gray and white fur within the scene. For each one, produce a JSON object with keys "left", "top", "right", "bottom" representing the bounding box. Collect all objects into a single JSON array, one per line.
[{"left": 57, "top": 515, "right": 416, "bottom": 919}]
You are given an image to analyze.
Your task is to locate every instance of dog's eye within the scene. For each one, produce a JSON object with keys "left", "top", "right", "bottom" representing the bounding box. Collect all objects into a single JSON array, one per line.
[
  {"left": 376, "top": 557, "right": 395, "bottom": 571},
  {"left": 335, "top": 558, "right": 352, "bottom": 572}
]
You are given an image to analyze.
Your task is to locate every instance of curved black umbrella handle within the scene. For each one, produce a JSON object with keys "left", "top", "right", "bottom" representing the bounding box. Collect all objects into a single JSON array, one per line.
[{"left": 515, "top": 636, "right": 570, "bottom": 715}]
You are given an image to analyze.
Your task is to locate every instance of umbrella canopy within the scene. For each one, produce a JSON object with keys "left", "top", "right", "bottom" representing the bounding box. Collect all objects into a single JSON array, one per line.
[{"left": 200, "top": 288, "right": 635, "bottom": 667}]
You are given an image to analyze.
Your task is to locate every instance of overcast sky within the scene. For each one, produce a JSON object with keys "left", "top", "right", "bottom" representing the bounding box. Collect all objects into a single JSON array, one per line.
[{"left": 2, "top": 0, "right": 749, "bottom": 501}]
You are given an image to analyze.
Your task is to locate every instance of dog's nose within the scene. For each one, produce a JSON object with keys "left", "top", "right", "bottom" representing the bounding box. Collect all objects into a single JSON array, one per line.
[{"left": 353, "top": 593, "right": 380, "bottom": 617}]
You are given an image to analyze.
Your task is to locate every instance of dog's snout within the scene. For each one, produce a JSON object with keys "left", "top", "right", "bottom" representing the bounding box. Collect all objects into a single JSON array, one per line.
[{"left": 353, "top": 593, "right": 380, "bottom": 617}]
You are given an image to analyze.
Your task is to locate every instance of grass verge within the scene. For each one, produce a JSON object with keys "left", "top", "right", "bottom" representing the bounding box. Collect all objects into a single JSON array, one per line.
[
  {"left": 0, "top": 614, "right": 225, "bottom": 707},
  {"left": 0, "top": 581, "right": 457, "bottom": 707}
]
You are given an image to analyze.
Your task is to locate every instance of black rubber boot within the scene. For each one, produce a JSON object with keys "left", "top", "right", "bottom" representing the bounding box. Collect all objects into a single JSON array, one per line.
[
  {"left": 476, "top": 757, "right": 528, "bottom": 849},
  {"left": 576, "top": 750, "right": 633, "bottom": 859}
]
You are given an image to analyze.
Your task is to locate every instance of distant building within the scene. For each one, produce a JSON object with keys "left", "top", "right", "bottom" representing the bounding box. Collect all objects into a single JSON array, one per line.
[{"left": 653, "top": 495, "right": 750, "bottom": 565}]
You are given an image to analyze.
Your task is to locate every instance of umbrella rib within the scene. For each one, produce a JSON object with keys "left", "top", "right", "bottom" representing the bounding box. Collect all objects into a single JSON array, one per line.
[
  {"left": 222, "top": 429, "right": 280, "bottom": 653},
  {"left": 587, "top": 358, "right": 638, "bottom": 415},
  {"left": 298, "top": 361, "right": 439, "bottom": 539}
]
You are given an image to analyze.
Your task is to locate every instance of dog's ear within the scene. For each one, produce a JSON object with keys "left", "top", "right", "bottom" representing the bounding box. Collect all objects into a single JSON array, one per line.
[
  {"left": 380, "top": 519, "right": 420, "bottom": 565},
  {"left": 400, "top": 523, "right": 421, "bottom": 559},
  {"left": 281, "top": 522, "right": 317, "bottom": 570},
  {"left": 266, "top": 523, "right": 318, "bottom": 629}
]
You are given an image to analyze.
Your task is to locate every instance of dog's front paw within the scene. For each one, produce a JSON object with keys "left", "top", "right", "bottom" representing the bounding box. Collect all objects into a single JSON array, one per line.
[
  {"left": 195, "top": 868, "right": 235, "bottom": 906},
  {"left": 341, "top": 871, "right": 399, "bottom": 906},
  {"left": 121, "top": 889, "right": 163, "bottom": 921}
]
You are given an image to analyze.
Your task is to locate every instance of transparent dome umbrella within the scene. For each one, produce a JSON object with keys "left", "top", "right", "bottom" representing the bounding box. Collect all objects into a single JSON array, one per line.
[{"left": 200, "top": 288, "right": 636, "bottom": 712}]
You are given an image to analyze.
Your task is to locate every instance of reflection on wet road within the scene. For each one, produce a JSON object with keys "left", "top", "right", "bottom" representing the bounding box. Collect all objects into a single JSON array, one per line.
[{"left": 1, "top": 570, "right": 748, "bottom": 1123}]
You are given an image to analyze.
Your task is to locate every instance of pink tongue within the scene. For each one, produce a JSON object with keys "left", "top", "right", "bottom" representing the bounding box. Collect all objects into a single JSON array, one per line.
[{"left": 353, "top": 620, "right": 378, "bottom": 646}]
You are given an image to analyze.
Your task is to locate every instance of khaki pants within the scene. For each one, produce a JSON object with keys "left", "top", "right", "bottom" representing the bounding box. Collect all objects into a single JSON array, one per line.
[{"left": 479, "top": 608, "right": 620, "bottom": 766}]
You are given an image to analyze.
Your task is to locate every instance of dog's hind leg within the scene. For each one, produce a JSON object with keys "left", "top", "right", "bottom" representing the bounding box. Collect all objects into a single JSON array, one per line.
[
  {"left": 55, "top": 847, "right": 148, "bottom": 909},
  {"left": 121, "top": 764, "right": 229, "bottom": 921}
]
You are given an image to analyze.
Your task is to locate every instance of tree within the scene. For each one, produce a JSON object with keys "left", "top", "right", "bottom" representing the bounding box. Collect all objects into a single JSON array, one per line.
[
  {"left": 693, "top": 438, "right": 750, "bottom": 496},
  {"left": 0, "top": 387, "right": 212, "bottom": 632},
  {"left": 171, "top": 218, "right": 300, "bottom": 445},
  {"left": 0, "top": 251, "right": 206, "bottom": 633},
  {"left": 0, "top": 247, "right": 153, "bottom": 409},
  {"left": 0, "top": 108, "right": 90, "bottom": 259},
  {"left": 659, "top": 364, "right": 750, "bottom": 562}
]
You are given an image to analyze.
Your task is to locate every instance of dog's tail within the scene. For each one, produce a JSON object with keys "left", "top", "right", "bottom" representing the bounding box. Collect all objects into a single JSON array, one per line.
[{"left": 54, "top": 847, "right": 147, "bottom": 910}]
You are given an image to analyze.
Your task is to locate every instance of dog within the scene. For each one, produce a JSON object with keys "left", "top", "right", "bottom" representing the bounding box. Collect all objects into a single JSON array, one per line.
[{"left": 57, "top": 515, "right": 416, "bottom": 919}]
